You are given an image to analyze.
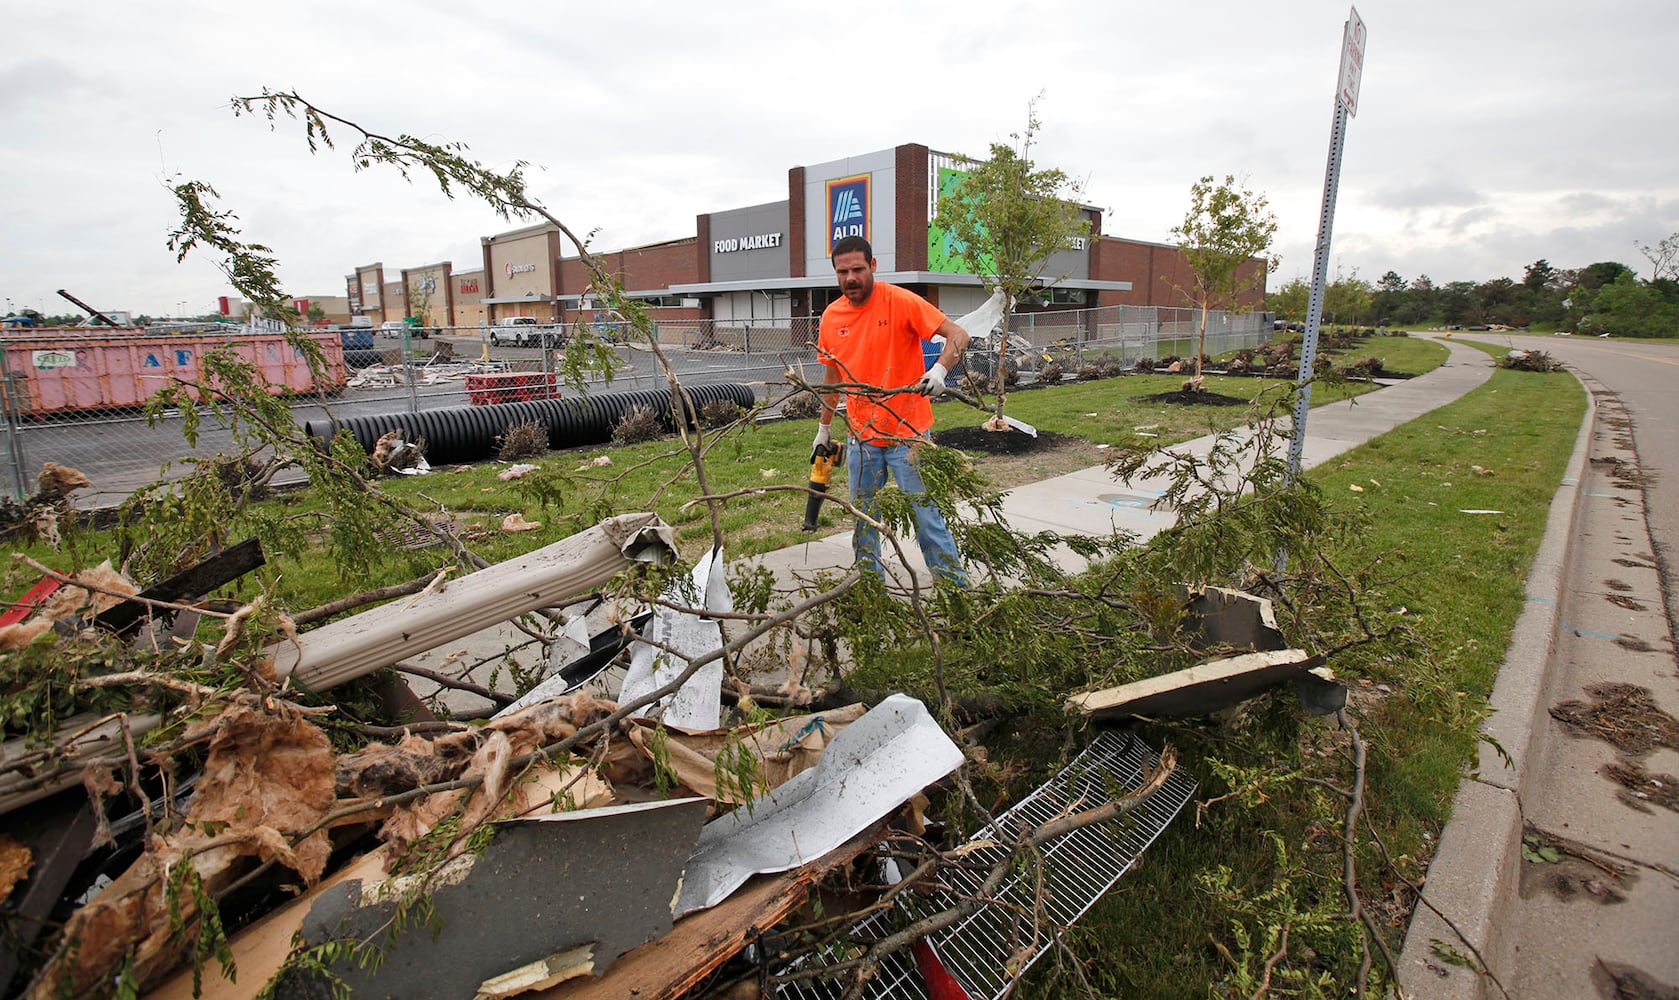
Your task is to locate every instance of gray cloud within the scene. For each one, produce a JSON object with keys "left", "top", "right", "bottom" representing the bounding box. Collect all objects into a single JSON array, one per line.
[
  {"left": 5, "top": 0, "right": 1679, "bottom": 315},
  {"left": 1370, "top": 178, "right": 1485, "bottom": 210}
]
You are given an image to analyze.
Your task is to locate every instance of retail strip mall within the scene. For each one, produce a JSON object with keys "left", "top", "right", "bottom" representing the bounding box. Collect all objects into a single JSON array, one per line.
[{"left": 282, "top": 143, "right": 1265, "bottom": 332}]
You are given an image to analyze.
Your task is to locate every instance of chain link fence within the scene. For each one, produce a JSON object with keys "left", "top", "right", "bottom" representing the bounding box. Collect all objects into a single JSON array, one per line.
[{"left": 0, "top": 304, "right": 1267, "bottom": 504}]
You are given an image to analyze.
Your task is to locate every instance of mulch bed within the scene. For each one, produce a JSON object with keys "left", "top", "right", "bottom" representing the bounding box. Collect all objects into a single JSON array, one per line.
[
  {"left": 1135, "top": 390, "right": 1249, "bottom": 407},
  {"left": 933, "top": 426, "right": 1070, "bottom": 457}
]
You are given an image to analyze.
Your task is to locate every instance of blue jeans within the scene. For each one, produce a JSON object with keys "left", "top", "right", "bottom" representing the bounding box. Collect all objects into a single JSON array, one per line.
[{"left": 847, "top": 438, "right": 969, "bottom": 587}]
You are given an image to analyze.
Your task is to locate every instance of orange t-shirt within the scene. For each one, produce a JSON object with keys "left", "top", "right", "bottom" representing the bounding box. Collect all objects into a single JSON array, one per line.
[{"left": 818, "top": 282, "right": 947, "bottom": 443}]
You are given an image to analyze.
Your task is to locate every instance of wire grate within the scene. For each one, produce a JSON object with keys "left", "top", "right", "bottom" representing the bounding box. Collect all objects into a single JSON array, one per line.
[{"left": 774, "top": 730, "right": 1197, "bottom": 999}]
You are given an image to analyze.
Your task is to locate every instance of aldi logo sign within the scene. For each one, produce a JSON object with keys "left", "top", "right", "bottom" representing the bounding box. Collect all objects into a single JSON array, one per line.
[{"left": 826, "top": 173, "right": 871, "bottom": 254}]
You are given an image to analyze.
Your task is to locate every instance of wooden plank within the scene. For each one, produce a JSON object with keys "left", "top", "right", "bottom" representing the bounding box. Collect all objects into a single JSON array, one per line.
[
  {"left": 1067, "top": 649, "right": 1325, "bottom": 720},
  {"left": 94, "top": 537, "right": 265, "bottom": 636},
  {"left": 538, "top": 826, "right": 885, "bottom": 1000}
]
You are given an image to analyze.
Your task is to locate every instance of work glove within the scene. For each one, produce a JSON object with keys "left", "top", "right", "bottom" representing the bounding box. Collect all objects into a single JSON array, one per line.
[
  {"left": 914, "top": 362, "right": 949, "bottom": 397},
  {"left": 813, "top": 422, "right": 832, "bottom": 453}
]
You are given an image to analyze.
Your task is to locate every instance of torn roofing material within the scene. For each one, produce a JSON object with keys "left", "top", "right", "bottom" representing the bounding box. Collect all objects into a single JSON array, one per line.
[
  {"left": 618, "top": 546, "right": 731, "bottom": 730},
  {"left": 275, "top": 798, "right": 709, "bottom": 999},
  {"left": 673, "top": 694, "right": 964, "bottom": 918}
]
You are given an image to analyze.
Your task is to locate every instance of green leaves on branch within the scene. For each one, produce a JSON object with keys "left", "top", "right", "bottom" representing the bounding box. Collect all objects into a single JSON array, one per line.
[
  {"left": 231, "top": 89, "right": 534, "bottom": 221},
  {"left": 930, "top": 97, "right": 1089, "bottom": 423},
  {"left": 1172, "top": 174, "right": 1280, "bottom": 297}
]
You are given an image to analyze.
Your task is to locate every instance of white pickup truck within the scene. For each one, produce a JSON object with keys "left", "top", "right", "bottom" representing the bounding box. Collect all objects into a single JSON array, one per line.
[
  {"left": 489, "top": 316, "right": 565, "bottom": 348},
  {"left": 379, "top": 320, "right": 432, "bottom": 340}
]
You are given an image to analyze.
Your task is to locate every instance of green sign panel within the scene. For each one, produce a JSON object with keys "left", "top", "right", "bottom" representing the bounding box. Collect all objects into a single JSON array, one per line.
[{"left": 927, "top": 167, "right": 996, "bottom": 275}]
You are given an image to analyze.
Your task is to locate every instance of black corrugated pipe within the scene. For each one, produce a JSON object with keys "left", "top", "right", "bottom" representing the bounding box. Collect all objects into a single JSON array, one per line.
[{"left": 304, "top": 384, "right": 757, "bottom": 465}]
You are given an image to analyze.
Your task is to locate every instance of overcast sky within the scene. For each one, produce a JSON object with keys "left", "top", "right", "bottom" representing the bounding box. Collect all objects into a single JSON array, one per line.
[{"left": 5, "top": 0, "right": 1676, "bottom": 318}]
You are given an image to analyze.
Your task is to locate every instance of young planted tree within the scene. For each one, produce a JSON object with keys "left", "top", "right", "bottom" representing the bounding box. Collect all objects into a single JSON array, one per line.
[
  {"left": 1170, "top": 175, "right": 1278, "bottom": 392},
  {"left": 1267, "top": 275, "right": 1310, "bottom": 327},
  {"left": 929, "top": 101, "right": 1089, "bottom": 429}
]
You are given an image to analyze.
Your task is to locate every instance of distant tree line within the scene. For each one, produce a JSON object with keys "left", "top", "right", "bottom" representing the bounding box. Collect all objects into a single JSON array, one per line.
[{"left": 1266, "top": 233, "right": 1679, "bottom": 338}]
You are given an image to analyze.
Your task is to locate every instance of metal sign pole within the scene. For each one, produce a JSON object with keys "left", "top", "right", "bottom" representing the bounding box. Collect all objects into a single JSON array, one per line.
[
  {"left": 1285, "top": 7, "right": 1365, "bottom": 484},
  {"left": 1284, "top": 100, "right": 1350, "bottom": 481}
]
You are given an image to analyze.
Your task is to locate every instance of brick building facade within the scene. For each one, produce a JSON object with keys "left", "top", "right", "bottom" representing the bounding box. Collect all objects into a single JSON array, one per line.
[{"left": 330, "top": 142, "right": 1266, "bottom": 329}]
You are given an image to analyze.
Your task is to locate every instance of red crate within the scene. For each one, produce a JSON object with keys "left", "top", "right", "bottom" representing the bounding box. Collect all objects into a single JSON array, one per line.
[{"left": 464, "top": 371, "right": 562, "bottom": 406}]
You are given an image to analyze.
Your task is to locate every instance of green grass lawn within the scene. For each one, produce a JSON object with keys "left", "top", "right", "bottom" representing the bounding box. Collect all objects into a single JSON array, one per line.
[{"left": 1016, "top": 342, "right": 1587, "bottom": 996}]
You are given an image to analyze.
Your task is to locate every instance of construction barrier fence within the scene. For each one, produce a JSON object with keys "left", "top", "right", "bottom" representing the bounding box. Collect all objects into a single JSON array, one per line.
[{"left": 0, "top": 304, "right": 1268, "bottom": 503}]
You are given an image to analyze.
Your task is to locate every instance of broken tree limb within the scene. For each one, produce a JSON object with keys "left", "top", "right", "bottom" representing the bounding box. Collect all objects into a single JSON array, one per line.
[
  {"left": 269, "top": 513, "right": 676, "bottom": 691},
  {"left": 1026, "top": 745, "right": 1177, "bottom": 846},
  {"left": 390, "top": 659, "right": 515, "bottom": 709},
  {"left": 291, "top": 568, "right": 450, "bottom": 627}
]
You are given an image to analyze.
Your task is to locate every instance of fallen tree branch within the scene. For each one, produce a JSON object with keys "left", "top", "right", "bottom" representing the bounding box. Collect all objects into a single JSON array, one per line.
[
  {"left": 1332, "top": 708, "right": 1410, "bottom": 1000},
  {"left": 390, "top": 660, "right": 514, "bottom": 708},
  {"left": 73, "top": 671, "right": 334, "bottom": 717},
  {"left": 292, "top": 570, "right": 450, "bottom": 626},
  {"left": 1359, "top": 796, "right": 1511, "bottom": 1000},
  {"left": 1250, "top": 922, "right": 1290, "bottom": 1000}
]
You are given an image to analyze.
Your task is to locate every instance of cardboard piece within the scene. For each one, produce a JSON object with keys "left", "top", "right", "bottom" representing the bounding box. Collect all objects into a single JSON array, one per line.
[{"left": 1177, "top": 584, "right": 1287, "bottom": 653}]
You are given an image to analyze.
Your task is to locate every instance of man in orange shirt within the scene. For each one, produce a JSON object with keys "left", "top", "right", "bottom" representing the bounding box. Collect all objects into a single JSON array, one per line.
[{"left": 815, "top": 235, "right": 972, "bottom": 586}]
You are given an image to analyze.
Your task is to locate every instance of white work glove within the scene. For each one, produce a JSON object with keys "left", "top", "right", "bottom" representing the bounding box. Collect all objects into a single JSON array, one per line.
[
  {"left": 915, "top": 362, "right": 949, "bottom": 397},
  {"left": 813, "top": 422, "right": 832, "bottom": 452}
]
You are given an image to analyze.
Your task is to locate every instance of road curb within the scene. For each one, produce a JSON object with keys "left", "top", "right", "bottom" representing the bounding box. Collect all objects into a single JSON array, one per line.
[{"left": 1396, "top": 366, "right": 1597, "bottom": 997}]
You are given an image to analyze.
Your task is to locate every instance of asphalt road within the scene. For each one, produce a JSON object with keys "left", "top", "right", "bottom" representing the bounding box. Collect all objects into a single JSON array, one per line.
[
  {"left": 1493, "top": 334, "right": 1679, "bottom": 998},
  {"left": 1532, "top": 335, "right": 1679, "bottom": 638}
]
